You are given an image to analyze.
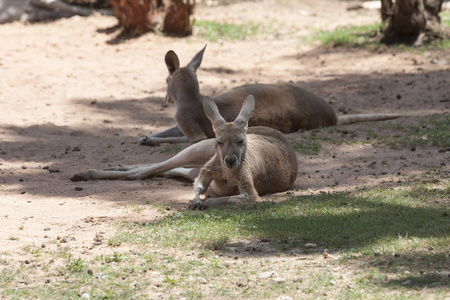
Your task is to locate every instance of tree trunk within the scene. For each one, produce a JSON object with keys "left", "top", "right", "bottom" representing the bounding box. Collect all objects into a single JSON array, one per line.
[
  {"left": 109, "top": 0, "right": 194, "bottom": 36},
  {"left": 163, "top": 0, "right": 195, "bottom": 36},
  {"left": 380, "top": 0, "right": 393, "bottom": 22},
  {"left": 381, "top": 0, "right": 445, "bottom": 45}
]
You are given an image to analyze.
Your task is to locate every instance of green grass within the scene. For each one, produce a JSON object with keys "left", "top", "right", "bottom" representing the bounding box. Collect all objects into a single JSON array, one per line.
[
  {"left": 194, "top": 20, "right": 262, "bottom": 42},
  {"left": 314, "top": 22, "right": 383, "bottom": 48},
  {"left": 314, "top": 20, "right": 450, "bottom": 50},
  {"left": 1, "top": 180, "right": 448, "bottom": 299},
  {"left": 111, "top": 185, "right": 450, "bottom": 252},
  {"left": 291, "top": 114, "right": 450, "bottom": 153},
  {"left": 441, "top": 12, "right": 450, "bottom": 27},
  {"left": 289, "top": 137, "right": 321, "bottom": 155}
]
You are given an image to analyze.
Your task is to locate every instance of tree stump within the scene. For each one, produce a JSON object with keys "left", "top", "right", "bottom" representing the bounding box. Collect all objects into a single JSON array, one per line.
[
  {"left": 164, "top": 0, "right": 195, "bottom": 36},
  {"left": 110, "top": 0, "right": 195, "bottom": 36},
  {"left": 380, "top": 0, "right": 447, "bottom": 45}
]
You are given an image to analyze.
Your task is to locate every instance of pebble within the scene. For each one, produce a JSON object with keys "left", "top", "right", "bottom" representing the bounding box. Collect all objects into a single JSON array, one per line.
[
  {"left": 273, "top": 277, "right": 286, "bottom": 283},
  {"left": 304, "top": 243, "right": 317, "bottom": 248},
  {"left": 75, "top": 187, "right": 83, "bottom": 191},
  {"left": 258, "top": 271, "right": 277, "bottom": 279},
  {"left": 277, "top": 296, "right": 292, "bottom": 300},
  {"left": 198, "top": 277, "right": 207, "bottom": 284},
  {"left": 401, "top": 280, "right": 412, "bottom": 286}
]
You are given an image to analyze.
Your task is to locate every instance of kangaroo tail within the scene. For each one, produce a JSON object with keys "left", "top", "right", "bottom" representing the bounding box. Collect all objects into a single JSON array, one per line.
[{"left": 337, "top": 114, "right": 402, "bottom": 125}]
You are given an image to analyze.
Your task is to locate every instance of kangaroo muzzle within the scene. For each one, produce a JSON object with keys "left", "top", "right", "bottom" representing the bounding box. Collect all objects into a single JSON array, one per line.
[{"left": 224, "top": 155, "right": 239, "bottom": 169}]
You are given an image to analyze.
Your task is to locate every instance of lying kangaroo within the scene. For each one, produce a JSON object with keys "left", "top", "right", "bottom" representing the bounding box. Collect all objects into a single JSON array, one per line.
[
  {"left": 192, "top": 95, "right": 297, "bottom": 207},
  {"left": 139, "top": 46, "right": 399, "bottom": 146},
  {"left": 72, "top": 95, "right": 298, "bottom": 208}
]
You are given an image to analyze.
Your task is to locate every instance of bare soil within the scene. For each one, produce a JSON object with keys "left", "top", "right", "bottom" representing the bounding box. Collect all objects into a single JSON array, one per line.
[{"left": 0, "top": 0, "right": 449, "bottom": 270}]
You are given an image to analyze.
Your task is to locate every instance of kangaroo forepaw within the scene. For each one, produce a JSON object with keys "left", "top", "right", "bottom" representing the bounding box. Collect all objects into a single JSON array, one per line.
[
  {"left": 187, "top": 201, "right": 209, "bottom": 210},
  {"left": 70, "top": 172, "right": 89, "bottom": 182},
  {"left": 138, "top": 136, "right": 159, "bottom": 146}
]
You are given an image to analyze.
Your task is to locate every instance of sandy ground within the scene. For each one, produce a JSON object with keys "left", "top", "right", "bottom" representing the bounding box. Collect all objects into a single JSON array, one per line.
[{"left": 0, "top": 0, "right": 449, "bottom": 260}]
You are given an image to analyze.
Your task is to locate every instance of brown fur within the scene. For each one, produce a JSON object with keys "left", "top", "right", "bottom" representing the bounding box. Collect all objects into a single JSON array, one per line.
[
  {"left": 191, "top": 95, "right": 297, "bottom": 207},
  {"left": 70, "top": 96, "right": 298, "bottom": 209},
  {"left": 139, "top": 46, "right": 399, "bottom": 146}
]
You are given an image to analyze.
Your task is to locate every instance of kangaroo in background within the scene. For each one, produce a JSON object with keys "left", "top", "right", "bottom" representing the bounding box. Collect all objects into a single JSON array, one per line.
[
  {"left": 139, "top": 45, "right": 400, "bottom": 146},
  {"left": 72, "top": 95, "right": 298, "bottom": 209}
]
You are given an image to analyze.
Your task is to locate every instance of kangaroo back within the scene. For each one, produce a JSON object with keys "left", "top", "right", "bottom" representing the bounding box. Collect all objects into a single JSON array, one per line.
[
  {"left": 244, "top": 126, "right": 298, "bottom": 195},
  {"left": 213, "top": 82, "right": 338, "bottom": 133}
]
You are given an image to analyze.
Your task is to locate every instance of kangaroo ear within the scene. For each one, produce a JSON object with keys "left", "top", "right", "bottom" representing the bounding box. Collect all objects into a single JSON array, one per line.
[
  {"left": 234, "top": 95, "right": 255, "bottom": 130},
  {"left": 202, "top": 97, "right": 226, "bottom": 129},
  {"left": 187, "top": 45, "right": 207, "bottom": 72},
  {"left": 165, "top": 50, "right": 180, "bottom": 75}
]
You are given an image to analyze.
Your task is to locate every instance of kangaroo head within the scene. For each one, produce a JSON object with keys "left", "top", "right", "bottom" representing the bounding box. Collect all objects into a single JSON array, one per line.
[
  {"left": 164, "top": 45, "right": 206, "bottom": 103},
  {"left": 203, "top": 95, "right": 255, "bottom": 169}
]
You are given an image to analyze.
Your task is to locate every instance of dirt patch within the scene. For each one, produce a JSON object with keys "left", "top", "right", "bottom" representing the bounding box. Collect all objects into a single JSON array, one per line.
[{"left": 0, "top": 0, "right": 448, "bottom": 271}]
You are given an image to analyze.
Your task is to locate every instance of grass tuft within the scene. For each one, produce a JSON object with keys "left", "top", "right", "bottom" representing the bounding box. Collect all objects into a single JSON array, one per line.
[
  {"left": 194, "top": 20, "right": 262, "bottom": 42},
  {"left": 314, "top": 21, "right": 450, "bottom": 50}
]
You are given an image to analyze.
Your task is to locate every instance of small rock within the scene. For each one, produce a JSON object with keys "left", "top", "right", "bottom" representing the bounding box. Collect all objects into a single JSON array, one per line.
[
  {"left": 304, "top": 243, "right": 317, "bottom": 249},
  {"left": 198, "top": 277, "right": 207, "bottom": 284},
  {"left": 330, "top": 280, "right": 337, "bottom": 285},
  {"left": 41, "top": 243, "right": 46, "bottom": 248},
  {"left": 236, "top": 280, "right": 247, "bottom": 288},
  {"left": 401, "top": 280, "right": 412, "bottom": 286},
  {"left": 75, "top": 187, "right": 83, "bottom": 191},
  {"left": 273, "top": 277, "right": 286, "bottom": 283},
  {"left": 81, "top": 293, "right": 90, "bottom": 299},
  {"left": 277, "top": 296, "right": 292, "bottom": 300},
  {"left": 44, "top": 227, "right": 51, "bottom": 231},
  {"left": 258, "top": 271, "right": 277, "bottom": 279},
  {"left": 428, "top": 246, "right": 434, "bottom": 251}
]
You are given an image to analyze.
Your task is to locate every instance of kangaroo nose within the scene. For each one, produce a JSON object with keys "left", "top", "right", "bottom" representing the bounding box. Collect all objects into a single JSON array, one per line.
[{"left": 224, "top": 155, "right": 238, "bottom": 168}]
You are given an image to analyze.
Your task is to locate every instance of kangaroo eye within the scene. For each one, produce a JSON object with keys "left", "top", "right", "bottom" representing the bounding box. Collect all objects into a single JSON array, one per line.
[
  {"left": 237, "top": 140, "right": 244, "bottom": 145},
  {"left": 217, "top": 141, "right": 224, "bottom": 146}
]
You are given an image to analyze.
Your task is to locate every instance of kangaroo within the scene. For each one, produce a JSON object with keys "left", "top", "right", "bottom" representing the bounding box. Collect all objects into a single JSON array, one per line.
[
  {"left": 190, "top": 95, "right": 297, "bottom": 208},
  {"left": 70, "top": 95, "right": 298, "bottom": 202},
  {"left": 138, "top": 46, "right": 400, "bottom": 146}
]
